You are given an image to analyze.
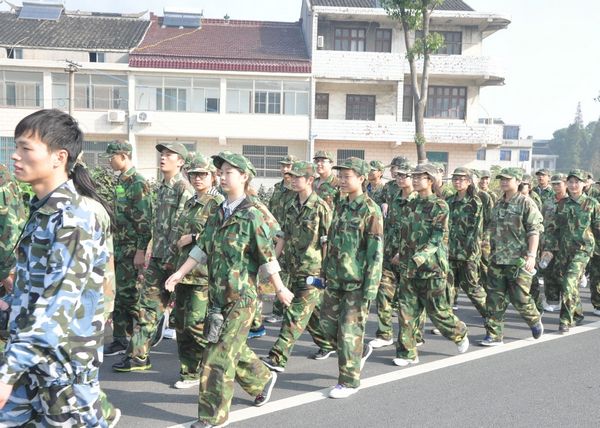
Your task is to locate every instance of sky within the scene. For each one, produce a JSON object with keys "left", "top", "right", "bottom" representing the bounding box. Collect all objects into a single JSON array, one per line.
[{"left": 1, "top": 0, "right": 598, "bottom": 140}]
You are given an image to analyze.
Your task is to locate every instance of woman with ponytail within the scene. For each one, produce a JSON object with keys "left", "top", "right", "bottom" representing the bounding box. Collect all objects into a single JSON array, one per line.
[{"left": 0, "top": 109, "right": 117, "bottom": 426}]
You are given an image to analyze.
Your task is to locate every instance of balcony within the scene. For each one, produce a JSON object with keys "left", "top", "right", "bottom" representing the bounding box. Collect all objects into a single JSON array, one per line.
[
  {"left": 412, "top": 55, "right": 505, "bottom": 85},
  {"left": 313, "top": 50, "right": 404, "bottom": 81},
  {"left": 313, "top": 119, "right": 399, "bottom": 141}
]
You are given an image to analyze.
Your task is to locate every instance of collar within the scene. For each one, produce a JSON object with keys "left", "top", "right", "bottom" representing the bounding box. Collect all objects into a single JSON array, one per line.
[
  {"left": 223, "top": 194, "right": 247, "bottom": 213},
  {"left": 119, "top": 167, "right": 136, "bottom": 182},
  {"left": 31, "top": 180, "right": 77, "bottom": 216},
  {"left": 162, "top": 172, "right": 184, "bottom": 188}
]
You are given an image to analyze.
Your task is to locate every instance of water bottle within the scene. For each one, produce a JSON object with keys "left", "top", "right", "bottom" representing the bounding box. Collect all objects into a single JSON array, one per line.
[
  {"left": 539, "top": 252, "right": 552, "bottom": 270},
  {"left": 306, "top": 276, "right": 326, "bottom": 289}
]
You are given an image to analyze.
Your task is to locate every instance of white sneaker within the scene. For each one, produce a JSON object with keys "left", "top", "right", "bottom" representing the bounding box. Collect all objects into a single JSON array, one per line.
[
  {"left": 369, "top": 337, "right": 393, "bottom": 349},
  {"left": 264, "top": 314, "right": 283, "bottom": 324},
  {"left": 392, "top": 357, "right": 419, "bottom": 367},
  {"left": 580, "top": 275, "right": 588, "bottom": 288},
  {"left": 329, "top": 384, "right": 358, "bottom": 399},
  {"left": 457, "top": 336, "right": 469, "bottom": 354},
  {"left": 593, "top": 308, "right": 600, "bottom": 317},
  {"left": 430, "top": 328, "right": 441, "bottom": 336},
  {"left": 173, "top": 379, "right": 200, "bottom": 389},
  {"left": 164, "top": 328, "right": 176, "bottom": 339},
  {"left": 360, "top": 343, "right": 373, "bottom": 370},
  {"left": 543, "top": 302, "right": 555, "bottom": 312}
]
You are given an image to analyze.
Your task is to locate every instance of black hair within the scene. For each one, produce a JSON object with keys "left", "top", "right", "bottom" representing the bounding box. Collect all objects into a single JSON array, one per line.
[
  {"left": 466, "top": 182, "right": 476, "bottom": 198},
  {"left": 15, "top": 109, "right": 114, "bottom": 222}
]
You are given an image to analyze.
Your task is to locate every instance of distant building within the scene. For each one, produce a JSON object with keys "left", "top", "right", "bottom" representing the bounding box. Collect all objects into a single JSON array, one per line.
[
  {"left": 531, "top": 140, "right": 558, "bottom": 172},
  {"left": 475, "top": 119, "right": 533, "bottom": 174}
]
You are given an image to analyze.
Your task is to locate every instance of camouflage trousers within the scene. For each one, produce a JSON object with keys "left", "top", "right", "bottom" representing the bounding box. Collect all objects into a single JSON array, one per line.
[
  {"left": 588, "top": 254, "right": 600, "bottom": 310},
  {"left": 320, "top": 288, "right": 370, "bottom": 388},
  {"left": 485, "top": 263, "right": 541, "bottom": 340},
  {"left": 127, "top": 257, "right": 172, "bottom": 359},
  {"left": 542, "top": 258, "right": 561, "bottom": 303},
  {"left": 479, "top": 238, "right": 491, "bottom": 291},
  {"left": 251, "top": 300, "right": 264, "bottom": 330},
  {"left": 529, "top": 275, "right": 544, "bottom": 313},
  {"left": 174, "top": 283, "right": 208, "bottom": 381},
  {"left": 112, "top": 255, "right": 141, "bottom": 339},
  {"left": 198, "top": 296, "right": 271, "bottom": 426},
  {"left": 269, "top": 276, "right": 333, "bottom": 367},
  {"left": 448, "top": 259, "right": 489, "bottom": 319},
  {"left": 374, "top": 269, "right": 397, "bottom": 341},
  {"left": 397, "top": 276, "right": 467, "bottom": 360},
  {"left": 394, "top": 274, "right": 426, "bottom": 346},
  {"left": 251, "top": 272, "right": 289, "bottom": 328},
  {"left": 0, "top": 380, "right": 107, "bottom": 427},
  {"left": 555, "top": 252, "right": 589, "bottom": 326}
]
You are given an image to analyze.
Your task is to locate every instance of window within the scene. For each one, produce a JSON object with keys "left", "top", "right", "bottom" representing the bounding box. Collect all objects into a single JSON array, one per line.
[
  {"left": 500, "top": 149, "right": 512, "bottom": 161},
  {"left": 283, "top": 81, "right": 309, "bottom": 115},
  {"left": 255, "top": 80, "right": 281, "bottom": 114},
  {"left": 227, "top": 80, "right": 252, "bottom": 113},
  {"left": 337, "top": 149, "right": 364, "bottom": 163},
  {"left": 191, "top": 78, "right": 220, "bottom": 112},
  {"left": 6, "top": 48, "right": 23, "bottom": 59},
  {"left": 346, "top": 95, "right": 375, "bottom": 121},
  {"left": 0, "top": 137, "right": 14, "bottom": 171},
  {"left": 136, "top": 77, "right": 220, "bottom": 112},
  {"left": 426, "top": 151, "right": 448, "bottom": 174},
  {"left": 53, "top": 73, "right": 128, "bottom": 110},
  {"left": 315, "top": 93, "right": 329, "bottom": 119},
  {"left": 426, "top": 86, "right": 466, "bottom": 119},
  {"left": 437, "top": 31, "right": 462, "bottom": 55},
  {"left": 82, "top": 141, "right": 112, "bottom": 168},
  {"left": 519, "top": 150, "right": 530, "bottom": 162},
  {"left": 0, "top": 71, "right": 42, "bottom": 108},
  {"left": 402, "top": 83, "right": 413, "bottom": 122},
  {"left": 503, "top": 125, "right": 520, "bottom": 140},
  {"left": 476, "top": 148, "right": 486, "bottom": 161},
  {"left": 375, "top": 29, "right": 392, "bottom": 53},
  {"left": 242, "top": 145, "right": 288, "bottom": 178},
  {"left": 89, "top": 52, "right": 105, "bottom": 63},
  {"left": 334, "top": 27, "right": 366, "bottom": 51}
]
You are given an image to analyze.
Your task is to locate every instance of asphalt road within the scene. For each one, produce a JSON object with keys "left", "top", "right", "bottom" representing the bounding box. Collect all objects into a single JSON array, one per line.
[{"left": 100, "top": 288, "right": 600, "bottom": 428}]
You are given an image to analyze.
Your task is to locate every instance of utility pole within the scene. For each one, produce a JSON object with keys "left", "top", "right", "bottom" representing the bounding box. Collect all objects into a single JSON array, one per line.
[{"left": 65, "top": 59, "right": 81, "bottom": 116}]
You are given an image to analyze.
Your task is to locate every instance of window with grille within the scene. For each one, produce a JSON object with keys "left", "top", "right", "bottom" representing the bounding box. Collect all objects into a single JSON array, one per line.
[
  {"left": 375, "top": 29, "right": 392, "bottom": 53},
  {"left": 315, "top": 93, "right": 329, "bottom": 119},
  {"left": 82, "top": 141, "right": 113, "bottom": 169},
  {"left": 346, "top": 95, "right": 375, "bottom": 121},
  {"left": 402, "top": 83, "right": 413, "bottom": 122},
  {"left": 0, "top": 137, "right": 14, "bottom": 171},
  {"left": 426, "top": 151, "right": 448, "bottom": 174},
  {"left": 416, "top": 31, "right": 462, "bottom": 55},
  {"left": 242, "top": 145, "right": 288, "bottom": 178},
  {"left": 425, "top": 86, "right": 466, "bottom": 119},
  {"left": 337, "top": 149, "right": 365, "bottom": 163},
  {"left": 334, "top": 27, "right": 366, "bottom": 51}
]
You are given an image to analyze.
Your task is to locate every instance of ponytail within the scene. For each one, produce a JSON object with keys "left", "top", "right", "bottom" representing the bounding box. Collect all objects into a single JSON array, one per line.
[{"left": 70, "top": 163, "right": 115, "bottom": 227}]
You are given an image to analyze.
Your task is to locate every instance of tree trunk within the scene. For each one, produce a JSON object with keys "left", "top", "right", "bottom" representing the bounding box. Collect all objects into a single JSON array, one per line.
[{"left": 414, "top": 99, "right": 427, "bottom": 163}]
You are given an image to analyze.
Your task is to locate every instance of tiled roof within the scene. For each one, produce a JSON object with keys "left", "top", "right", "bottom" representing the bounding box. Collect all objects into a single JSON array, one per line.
[
  {"left": 129, "top": 17, "right": 311, "bottom": 74},
  {"left": 0, "top": 11, "right": 150, "bottom": 50},
  {"left": 311, "top": 0, "right": 474, "bottom": 11}
]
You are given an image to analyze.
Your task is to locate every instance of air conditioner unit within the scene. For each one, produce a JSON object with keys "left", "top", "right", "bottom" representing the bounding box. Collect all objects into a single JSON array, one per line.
[
  {"left": 317, "top": 35, "right": 324, "bottom": 49},
  {"left": 137, "top": 111, "right": 152, "bottom": 124},
  {"left": 107, "top": 110, "right": 126, "bottom": 123}
]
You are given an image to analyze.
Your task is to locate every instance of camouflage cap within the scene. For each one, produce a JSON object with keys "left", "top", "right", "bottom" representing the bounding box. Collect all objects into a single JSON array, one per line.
[
  {"left": 412, "top": 163, "right": 438, "bottom": 179},
  {"left": 369, "top": 160, "right": 385, "bottom": 172},
  {"left": 100, "top": 140, "right": 132, "bottom": 157},
  {"left": 395, "top": 163, "right": 413, "bottom": 175},
  {"left": 478, "top": 170, "right": 491, "bottom": 178},
  {"left": 521, "top": 174, "right": 533, "bottom": 184},
  {"left": 287, "top": 160, "right": 316, "bottom": 177},
  {"left": 550, "top": 173, "right": 567, "bottom": 184},
  {"left": 431, "top": 162, "right": 446, "bottom": 173},
  {"left": 587, "top": 171, "right": 594, "bottom": 180},
  {"left": 187, "top": 153, "right": 215, "bottom": 173},
  {"left": 0, "top": 163, "right": 9, "bottom": 186},
  {"left": 313, "top": 150, "right": 334, "bottom": 161},
  {"left": 279, "top": 155, "right": 298, "bottom": 165},
  {"left": 213, "top": 151, "right": 257, "bottom": 177},
  {"left": 387, "top": 155, "right": 409, "bottom": 168},
  {"left": 496, "top": 167, "right": 523, "bottom": 180},
  {"left": 333, "top": 157, "right": 370, "bottom": 177},
  {"left": 452, "top": 167, "right": 472, "bottom": 178},
  {"left": 156, "top": 142, "right": 188, "bottom": 158},
  {"left": 535, "top": 168, "right": 551, "bottom": 176},
  {"left": 567, "top": 169, "right": 587, "bottom": 182}
]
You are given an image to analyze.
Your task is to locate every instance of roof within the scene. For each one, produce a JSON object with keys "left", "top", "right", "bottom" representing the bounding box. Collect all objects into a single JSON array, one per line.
[
  {"left": 311, "top": 0, "right": 474, "bottom": 11},
  {"left": 129, "top": 17, "right": 311, "bottom": 74},
  {"left": 0, "top": 10, "right": 150, "bottom": 50}
]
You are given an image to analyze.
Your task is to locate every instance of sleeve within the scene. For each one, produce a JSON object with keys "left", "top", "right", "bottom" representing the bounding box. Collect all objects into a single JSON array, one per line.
[
  {"left": 131, "top": 180, "right": 153, "bottom": 252},
  {"left": 318, "top": 202, "right": 332, "bottom": 245},
  {"left": 363, "top": 207, "right": 384, "bottom": 300},
  {"left": 543, "top": 203, "right": 559, "bottom": 252},
  {"left": 253, "top": 214, "right": 281, "bottom": 282},
  {"left": 164, "top": 184, "right": 194, "bottom": 266},
  {"left": 0, "top": 188, "right": 23, "bottom": 279},
  {"left": 465, "top": 198, "right": 483, "bottom": 256},
  {"left": 592, "top": 202, "right": 600, "bottom": 255},
  {"left": 412, "top": 201, "right": 448, "bottom": 267},
  {"left": 523, "top": 198, "right": 544, "bottom": 237}
]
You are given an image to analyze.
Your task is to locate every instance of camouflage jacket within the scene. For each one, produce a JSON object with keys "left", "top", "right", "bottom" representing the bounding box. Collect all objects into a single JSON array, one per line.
[
  {"left": 113, "top": 167, "right": 152, "bottom": 260},
  {"left": 189, "top": 197, "right": 281, "bottom": 308},
  {"left": 0, "top": 180, "right": 110, "bottom": 387},
  {"left": 489, "top": 192, "right": 543, "bottom": 265},
  {"left": 153, "top": 172, "right": 193, "bottom": 264},
  {"left": 398, "top": 193, "right": 450, "bottom": 279},
  {"left": 586, "top": 185, "right": 600, "bottom": 202},
  {"left": 528, "top": 191, "right": 543, "bottom": 211},
  {"left": 477, "top": 189, "right": 494, "bottom": 235},
  {"left": 533, "top": 185, "right": 555, "bottom": 207},
  {"left": 249, "top": 195, "right": 281, "bottom": 240},
  {"left": 545, "top": 193, "right": 600, "bottom": 257},
  {"left": 367, "top": 181, "right": 385, "bottom": 206},
  {"left": 283, "top": 192, "right": 331, "bottom": 278},
  {"left": 323, "top": 193, "right": 383, "bottom": 300},
  {"left": 381, "top": 180, "right": 400, "bottom": 205},
  {"left": 0, "top": 170, "right": 26, "bottom": 279},
  {"left": 484, "top": 189, "right": 498, "bottom": 205},
  {"left": 313, "top": 173, "right": 339, "bottom": 209},
  {"left": 447, "top": 193, "right": 483, "bottom": 261},
  {"left": 384, "top": 191, "right": 416, "bottom": 271},
  {"left": 541, "top": 193, "right": 568, "bottom": 254},
  {"left": 268, "top": 180, "right": 294, "bottom": 226},
  {"left": 173, "top": 192, "right": 224, "bottom": 286},
  {"left": 439, "top": 184, "right": 455, "bottom": 199}
]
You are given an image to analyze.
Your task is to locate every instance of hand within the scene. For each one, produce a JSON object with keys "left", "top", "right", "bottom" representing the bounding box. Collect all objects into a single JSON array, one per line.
[
  {"left": 391, "top": 253, "right": 400, "bottom": 266},
  {"left": 381, "top": 203, "right": 389, "bottom": 218},
  {"left": 0, "top": 381, "right": 12, "bottom": 409},
  {"left": 177, "top": 234, "right": 193, "bottom": 249},
  {"left": 165, "top": 272, "right": 183, "bottom": 292},
  {"left": 0, "top": 300, "right": 8, "bottom": 311},
  {"left": 525, "top": 255, "right": 536, "bottom": 273},
  {"left": 276, "top": 287, "right": 294, "bottom": 307},
  {"left": 0, "top": 276, "right": 13, "bottom": 294},
  {"left": 541, "top": 251, "right": 554, "bottom": 262},
  {"left": 133, "top": 250, "right": 146, "bottom": 270}
]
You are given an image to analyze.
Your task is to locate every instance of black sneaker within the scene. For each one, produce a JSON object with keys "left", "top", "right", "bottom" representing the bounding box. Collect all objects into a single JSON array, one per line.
[
  {"left": 530, "top": 321, "right": 544, "bottom": 339},
  {"left": 112, "top": 356, "right": 152, "bottom": 372},
  {"left": 311, "top": 348, "right": 335, "bottom": 360},
  {"left": 150, "top": 315, "right": 167, "bottom": 348},
  {"left": 558, "top": 324, "right": 570, "bottom": 334},
  {"left": 104, "top": 340, "right": 128, "bottom": 357},
  {"left": 254, "top": 372, "right": 277, "bottom": 407},
  {"left": 260, "top": 356, "right": 285, "bottom": 373}
]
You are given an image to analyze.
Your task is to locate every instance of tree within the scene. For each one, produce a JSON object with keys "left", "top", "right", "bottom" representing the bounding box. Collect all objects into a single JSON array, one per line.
[{"left": 381, "top": 0, "right": 444, "bottom": 164}]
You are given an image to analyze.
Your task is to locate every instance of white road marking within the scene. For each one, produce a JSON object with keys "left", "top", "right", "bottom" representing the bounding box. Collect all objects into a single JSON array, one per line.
[{"left": 167, "top": 320, "right": 600, "bottom": 427}]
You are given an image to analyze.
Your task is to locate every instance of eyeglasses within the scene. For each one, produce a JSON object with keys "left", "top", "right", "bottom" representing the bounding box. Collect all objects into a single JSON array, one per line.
[
  {"left": 188, "top": 172, "right": 209, "bottom": 179},
  {"left": 395, "top": 173, "right": 410, "bottom": 179},
  {"left": 452, "top": 176, "right": 470, "bottom": 182},
  {"left": 411, "top": 174, "right": 429, "bottom": 181}
]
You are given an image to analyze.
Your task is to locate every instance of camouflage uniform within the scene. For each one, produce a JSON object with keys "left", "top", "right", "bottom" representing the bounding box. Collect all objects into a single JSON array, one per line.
[
  {"left": 313, "top": 173, "right": 339, "bottom": 209},
  {"left": 545, "top": 174, "right": 600, "bottom": 327},
  {"left": 477, "top": 189, "right": 494, "bottom": 290},
  {"left": 533, "top": 185, "right": 555, "bottom": 207},
  {"left": 381, "top": 180, "right": 401, "bottom": 207},
  {"left": 485, "top": 170, "right": 544, "bottom": 341},
  {"left": 0, "top": 165, "right": 26, "bottom": 281},
  {"left": 111, "top": 165, "right": 152, "bottom": 343},
  {"left": 267, "top": 167, "right": 333, "bottom": 367},
  {"left": 320, "top": 158, "right": 384, "bottom": 389},
  {"left": 396, "top": 184, "right": 468, "bottom": 361},
  {"left": 540, "top": 190, "right": 567, "bottom": 304},
  {"left": 367, "top": 181, "right": 385, "bottom": 205},
  {"left": 0, "top": 180, "right": 110, "bottom": 427}
]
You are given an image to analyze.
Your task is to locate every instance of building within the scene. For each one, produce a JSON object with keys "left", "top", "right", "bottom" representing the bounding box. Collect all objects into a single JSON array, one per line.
[
  {"left": 531, "top": 139, "right": 558, "bottom": 172},
  {"left": 474, "top": 120, "right": 533, "bottom": 174}
]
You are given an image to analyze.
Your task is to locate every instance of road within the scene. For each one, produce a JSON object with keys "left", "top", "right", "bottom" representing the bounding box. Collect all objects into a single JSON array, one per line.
[{"left": 100, "top": 288, "right": 600, "bottom": 427}]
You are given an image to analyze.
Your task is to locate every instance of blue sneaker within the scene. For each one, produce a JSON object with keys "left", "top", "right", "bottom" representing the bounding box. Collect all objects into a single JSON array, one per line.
[
  {"left": 248, "top": 326, "right": 266, "bottom": 339},
  {"left": 531, "top": 321, "right": 544, "bottom": 339}
]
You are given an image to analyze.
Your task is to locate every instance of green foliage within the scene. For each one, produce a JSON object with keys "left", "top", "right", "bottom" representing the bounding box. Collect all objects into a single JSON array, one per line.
[
  {"left": 256, "top": 184, "right": 273, "bottom": 205},
  {"left": 90, "top": 166, "right": 117, "bottom": 210}
]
